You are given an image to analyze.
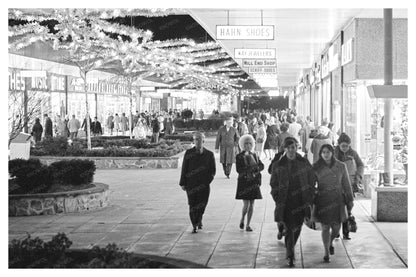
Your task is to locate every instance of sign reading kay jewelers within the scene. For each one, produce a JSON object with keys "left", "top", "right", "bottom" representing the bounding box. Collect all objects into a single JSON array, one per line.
[
  {"left": 216, "top": 25, "right": 274, "bottom": 40},
  {"left": 243, "top": 59, "right": 277, "bottom": 67},
  {"left": 234, "top": 48, "right": 276, "bottom": 59}
]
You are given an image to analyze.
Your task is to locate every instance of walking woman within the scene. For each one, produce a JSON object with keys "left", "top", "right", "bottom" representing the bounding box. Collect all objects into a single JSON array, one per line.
[
  {"left": 312, "top": 144, "right": 354, "bottom": 263},
  {"left": 236, "top": 134, "right": 264, "bottom": 232},
  {"left": 255, "top": 120, "right": 266, "bottom": 159},
  {"left": 269, "top": 137, "right": 315, "bottom": 267},
  {"left": 334, "top": 133, "right": 364, "bottom": 240}
]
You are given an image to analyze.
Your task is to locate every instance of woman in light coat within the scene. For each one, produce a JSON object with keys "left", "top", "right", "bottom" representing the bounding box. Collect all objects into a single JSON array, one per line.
[
  {"left": 255, "top": 120, "right": 266, "bottom": 159},
  {"left": 312, "top": 144, "right": 354, "bottom": 263}
]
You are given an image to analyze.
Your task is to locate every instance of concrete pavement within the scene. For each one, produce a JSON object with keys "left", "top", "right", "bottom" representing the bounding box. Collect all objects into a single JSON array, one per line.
[{"left": 8, "top": 137, "right": 407, "bottom": 268}]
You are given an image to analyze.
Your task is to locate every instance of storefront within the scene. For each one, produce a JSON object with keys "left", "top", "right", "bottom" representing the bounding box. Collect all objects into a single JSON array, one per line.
[{"left": 341, "top": 18, "right": 408, "bottom": 171}]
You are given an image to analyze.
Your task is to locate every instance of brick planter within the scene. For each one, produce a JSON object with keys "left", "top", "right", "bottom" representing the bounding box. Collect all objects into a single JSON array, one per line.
[
  {"left": 33, "top": 150, "right": 186, "bottom": 170},
  {"left": 9, "top": 183, "right": 109, "bottom": 216}
]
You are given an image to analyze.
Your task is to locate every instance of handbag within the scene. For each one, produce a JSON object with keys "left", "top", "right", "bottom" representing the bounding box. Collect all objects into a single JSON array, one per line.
[{"left": 347, "top": 215, "right": 357, "bottom": 232}]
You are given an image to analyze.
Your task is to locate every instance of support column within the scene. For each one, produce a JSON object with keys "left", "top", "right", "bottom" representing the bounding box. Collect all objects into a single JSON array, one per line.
[{"left": 383, "top": 9, "right": 393, "bottom": 186}]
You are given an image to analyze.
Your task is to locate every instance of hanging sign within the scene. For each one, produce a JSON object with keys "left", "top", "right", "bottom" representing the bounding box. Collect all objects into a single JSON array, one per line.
[
  {"left": 248, "top": 67, "right": 277, "bottom": 74},
  {"left": 216, "top": 25, "right": 274, "bottom": 40},
  {"left": 243, "top": 59, "right": 277, "bottom": 67},
  {"left": 234, "top": 48, "right": 276, "bottom": 59}
]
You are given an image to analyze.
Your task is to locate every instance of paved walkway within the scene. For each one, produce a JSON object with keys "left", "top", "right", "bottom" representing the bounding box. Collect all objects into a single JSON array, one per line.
[{"left": 8, "top": 138, "right": 408, "bottom": 268}]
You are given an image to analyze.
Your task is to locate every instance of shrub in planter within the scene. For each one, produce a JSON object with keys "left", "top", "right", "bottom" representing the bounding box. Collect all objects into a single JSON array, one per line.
[
  {"left": 9, "top": 233, "right": 206, "bottom": 268},
  {"left": 9, "top": 233, "right": 73, "bottom": 268},
  {"left": 36, "top": 136, "right": 69, "bottom": 155},
  {"left": 164, "top": 134, "right": 193, "bottom": 142},
  {"left": 181, "top": 109, "right": 193, "bottom": 120},
  {"left": 8, "top": 158, "right": 52, "bottom": 194},
  {"left": 49, "top": 159, "right": 96, "bottom": 186}
]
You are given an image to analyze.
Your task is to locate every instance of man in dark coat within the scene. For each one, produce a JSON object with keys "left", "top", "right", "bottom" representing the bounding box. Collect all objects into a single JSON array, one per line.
[
  {"left": 215, "top": 117, "right": 240, "bottom": 178},
  {"left": 43, "top": 114, "right": 53, "bottom": 138},
  {"left": 31, "top": 118, "right": 43, "bottom": 143},
  {"left": 180, "top": 132, "right": 216, "bottom": 233},
  {"left": 269, "top": 137, "right": 315, "bottom": 267},
  {"left": 91, "top": 117, "right": 102, "bottom": 136},
  {"left": 163, "top": 114, "right": 174, "bottom": 135}
]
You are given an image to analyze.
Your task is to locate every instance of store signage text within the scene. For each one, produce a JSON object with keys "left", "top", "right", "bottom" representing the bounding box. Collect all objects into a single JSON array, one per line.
[
  {"left": 8, "top": 70, "right": 25, "bottom": 91},
  {"left": 31, "top": 77, "right": 48, "bottom": 90},
  {"left": 242, "top": 59, "right": 276, "bottom": 67},
  {"left": 216, "top": 25, "right": 274, "bottom": 40},
  {"left": 341, "top": 38, "right": 353, "bottom": 66},
  {"left": 234, "top": 48, "right": 276, "bottom": 59},
  {"left": 69, "top": 77, "right": 129, "bottom": 95},
  {"left": 248, "top": 67, "right": 277, "bottom": 74},
  {"left": 50, "top": 75, "right": 65, "bottom": 92}
]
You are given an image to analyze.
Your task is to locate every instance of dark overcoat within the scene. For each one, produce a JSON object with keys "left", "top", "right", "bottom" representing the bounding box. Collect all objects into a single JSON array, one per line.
[
  {"left": 269, "top": 153, "right": 316, "bottom": 223},
  {"left": 235, "top": 151, "right": 264, "bottom": 200},
  {"left": 179, "top": 147, "right": 216, "bottom": 206},
  {"left": 215, "top": 126, "right": 239, "bottom": 164}
]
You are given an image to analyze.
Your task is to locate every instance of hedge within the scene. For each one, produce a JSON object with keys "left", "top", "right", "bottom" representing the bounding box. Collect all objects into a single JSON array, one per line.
[
  {"left": 9, "top": 158, "right": 96, "bottom": 194},
  {"left": 30, "top": 137, "right": 187, "bottom": 157},
  {"left": 163, "top": 134, "right": 194, "bottom": 142},
  {"left": 173, "top": 118, "right": 225, "bottom": 131},
  {"left": 9, "top": 158, "right": 52, "bottom": 194},
  {"left": 9, "top": 233, "right": 206, "bottom": 268}
]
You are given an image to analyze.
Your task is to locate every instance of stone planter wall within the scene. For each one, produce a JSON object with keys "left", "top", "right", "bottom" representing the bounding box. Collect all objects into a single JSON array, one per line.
[
  {"left": 371, "top": 186, "right": 408, "bottom": 222},
  {"left": 33, "top": 150, "right": 186, "bottom": 169},
  {"left": 9, "top": 183, "right": 109, "bottom": 216}
]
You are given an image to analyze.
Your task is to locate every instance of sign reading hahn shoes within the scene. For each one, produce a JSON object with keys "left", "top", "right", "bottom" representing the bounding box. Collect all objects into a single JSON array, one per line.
[{"left": 216, "top": 25, "right": 274, "bottom": 40}]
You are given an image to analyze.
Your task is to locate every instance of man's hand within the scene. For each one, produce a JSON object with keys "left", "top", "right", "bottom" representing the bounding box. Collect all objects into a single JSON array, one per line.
[
  {"left": 181, "top": 186, "right": 186, "bottom": 191},
  {"left": 215, "top": 149, "right": 219, "bottom": 153}
]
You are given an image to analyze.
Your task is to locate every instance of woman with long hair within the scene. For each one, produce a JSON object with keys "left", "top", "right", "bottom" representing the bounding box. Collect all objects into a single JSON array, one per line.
[
  {"left": 312, "top": 144, "right": 354, "bottom": 263},
  {"left": 235, "top": 134, "right": 264, "bottom": 232}
]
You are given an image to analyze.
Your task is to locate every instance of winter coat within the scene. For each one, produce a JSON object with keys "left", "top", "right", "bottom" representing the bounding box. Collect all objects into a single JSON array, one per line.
[
  {"left": 91, "top": 121, "right": 102, "bottom": 135},
  {"left": 235, "top": 151, "right": 264, "bottom": 200},
  {"left": 269, "top": 153, "right": 315, "bottom": 223},
  {"left": 277, "top": 132, "right": 293, "bottom": 152},
  {"left": 179, "top": 147, "right": 216, "bottom": 206},
  {"left": 120, "top": 116, "right": 129, "bottom": 131},
  {"left": 312, "top": 160, "right": 354, "bottom": 224},
  {"left": 264, "top": 125, "right": 280, "bottom": 150},
  {"left": 334, "top": 146, "right": 364, "bottom": 190},
  {"left": 44, "top": 117, "right": 53, "bottom": 137},
  {"left": 310, "top": 134, "right": 332, "bottom": 163},
  {"left": 215, "top": 126, "right": 239, "bottom": 164},
  {"left": 31, "top": 122, "right": 43, "bottom": 142},
  {"left": 67, "top": 118, "right": 80, "bottom": 133}
]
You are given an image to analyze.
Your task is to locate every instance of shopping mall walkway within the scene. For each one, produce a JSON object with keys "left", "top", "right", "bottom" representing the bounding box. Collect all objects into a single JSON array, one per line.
[{"left": 8, "top": 137, "right": 408, "bottom": 268}]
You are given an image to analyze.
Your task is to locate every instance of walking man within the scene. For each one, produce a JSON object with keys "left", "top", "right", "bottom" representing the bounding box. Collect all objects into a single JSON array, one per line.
[
  {"left": 179, "top": 132, "right": 216, "bottom": 233},
  {"left": 43, "top": 113, "right": 53, "bottom": 139},
  {"left": 215, "top": 117, "right": 239, "bottom": 178}
]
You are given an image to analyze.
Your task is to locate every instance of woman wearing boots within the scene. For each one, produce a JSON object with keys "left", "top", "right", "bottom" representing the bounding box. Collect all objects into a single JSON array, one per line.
[
  {"left": 269, "top": 137, "right": 315, "bottom": 267},
  {"left": 312, "top": 144, "right": 354, "bottom": 263},
  {"left": 236, "top": 134, "right": 264, "bottom": 232},
  {"left": 334, "top": 133, "right": 364, "bottom": 240}
]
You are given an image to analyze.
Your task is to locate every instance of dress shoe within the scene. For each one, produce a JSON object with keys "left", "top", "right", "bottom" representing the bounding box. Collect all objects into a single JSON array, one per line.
[
  {"left": 277, "top": 232, "right": 283, "bottom": 240},
  {"left": 245, "top": 226, "right": 253, "bottom": 232},
  {"left": 329, "top": 246, "right": 334, "bottom": 255},
  {"left": 198, "top": 222, "right": 203, "bottom": 229},
  {"left": 226, "top": 175, "right": 230, "bottom": 179},
  {"left": 239, "top": 222, "right": 244, "bottom": 229},
  {"left": 343, "top": 235, "right": 351, "bottom": 240},
  {"left": 323, "top": 255, "right": 330, "bottom": 263},
  {"left": 192, "top": 228, "right": 197, "bottom": 234},
  {"left": 287, "top": 257, "right": 295, "bottom": 267}
]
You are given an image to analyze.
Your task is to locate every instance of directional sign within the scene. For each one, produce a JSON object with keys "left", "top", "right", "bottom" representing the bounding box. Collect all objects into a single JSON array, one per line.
[
  {"left": 234, "top": 48, "right": 276, "bottom": 59},
  {"left": 243, "top": 59, "right": 277, "bottom": 67},
  {"left": 248, "top": 67, "right": 277, "bottom": 74},
  {"left": 216, "top": 25, "right": 274, "bottom": 40}
]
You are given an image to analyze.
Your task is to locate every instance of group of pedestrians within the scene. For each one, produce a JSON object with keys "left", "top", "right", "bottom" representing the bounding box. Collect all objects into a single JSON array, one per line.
[
  {"left": 31, "top": 113, "right": 103, "bottom": 143},
  {"left": 179, "top": 111, "right": 364, "bottom": 267}
]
